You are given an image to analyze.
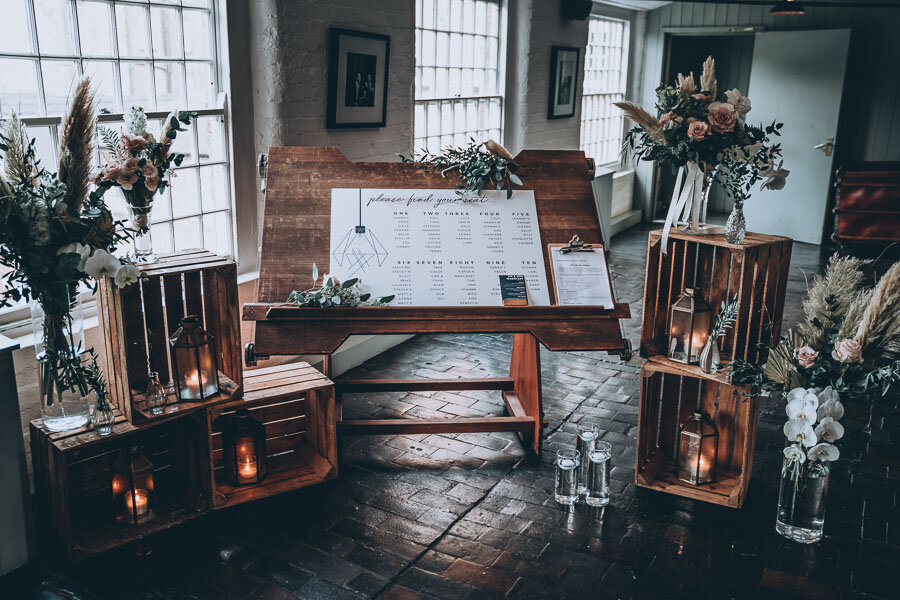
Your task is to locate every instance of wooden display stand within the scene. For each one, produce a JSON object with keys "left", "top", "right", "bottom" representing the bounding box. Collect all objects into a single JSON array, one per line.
[
  {"left": 30, "top": 362, "right": 336, "bottom": 561},
  {"left": 635, "top": 229, "right": 790, "bottom": 508},
  {"left": 98, "top": 250, "right": 243, "bottom": 422},
  {"left": 243, "top": 147, "right": 631, "bottom": 454}
]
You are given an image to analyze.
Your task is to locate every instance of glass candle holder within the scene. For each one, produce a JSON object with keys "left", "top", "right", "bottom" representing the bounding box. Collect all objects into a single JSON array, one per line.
[
  {"left": 555, "top": 448, "right": 580, "bottom": 505},
  {"left": 576, "top": 421, "right": 599, "bottom": 496},
  {"left": 585, "top": 441, "right": 612, "bottom": 507}
]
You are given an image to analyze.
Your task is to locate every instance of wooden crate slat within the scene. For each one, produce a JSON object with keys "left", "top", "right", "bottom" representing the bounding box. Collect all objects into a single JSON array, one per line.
[
  {"left": 141, "top": 276, "right": 170, "bottom": 386},
  {"left": 120, "top": 283, "right": 149, "bottom": 399}
]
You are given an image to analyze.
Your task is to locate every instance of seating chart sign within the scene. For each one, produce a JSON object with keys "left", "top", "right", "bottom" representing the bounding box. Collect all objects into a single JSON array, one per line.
[{"left": 329, "top": 188, "right": 551, "bottom": 306}]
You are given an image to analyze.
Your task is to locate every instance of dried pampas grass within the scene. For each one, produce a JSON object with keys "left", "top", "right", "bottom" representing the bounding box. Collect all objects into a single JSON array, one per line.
[
  {"left": 856, "top": 261, "right": 900, "bottom": 363},
  {"left": 58, "top": 78, "right": 96, "bottom": 212},
  {"left": 1, "top": 115, "right": 35, "bottom": 185},
  {"left": 700, "top": 55, "right": 717, "bottom": 98},
  {"left": 837, "top": 288, "right": 874, "bottom": 342},
  {"left": 799, "top": 254, "right": 871, "bottom": 349},
  {"left": 676, "top": 72, "right": 696, "bottom": 93},
  {"left": 614, "top": 101, "right": 665, "bottom": 144}
]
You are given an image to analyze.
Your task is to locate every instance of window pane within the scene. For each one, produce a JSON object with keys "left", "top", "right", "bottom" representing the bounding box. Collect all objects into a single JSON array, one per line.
[
  {"left": 84, "top": 60, "right": 119, "bottom": 112},
  {"left": 0, "top": 0, "right": 34, "bottom": 54},
  {"left": 186, "top": 62, "right": 216, "bottom": 108},
  {"left": 151, "top": 6, "right": 183, "bottom": 59},
  {"left": 154, "top": 62, "right": 186, "bottom": 108},
  {"left": 183, "top": 9, "right": 212, "bottom": 60},
  {"left": 197, "top": 116, "right": 225, "bottom": 163},
  {"left": 77, "top": 1, "right": 115, "bottom": 57},
  {"left": 121, "top": 61, "right": 155, "bottom": 109},
  {"left": 199, "top": 164, "right": 227, "bottom": 212},
  {"left": 0, "top": 58, "right": 41, "bottom": 117},
  {"left": 41, "top": 60, "right": 80, "bottom": 115},
  {"left": 151, "top": 221, "right": 174, "bottom": 254},
  {"left": 34, "top": 0, "right": 77, "bottom": 56},
  {"left": 202, "top": 211, "right": 232, "bottom": 257},
  {"left": 25, "top": 125, "right": 56, "bottom": 172},
  {"left": 116, "top": 4, "right": 151, "bottom": 58},
  {"left": 170, "top": 167, "right": 200, "bottom": 218},
  {"left": 152, "top": 188, "right": 172, "bottom": 221},
  {"left": 173, "top": 216, "right": 202, "bottom": 251}
]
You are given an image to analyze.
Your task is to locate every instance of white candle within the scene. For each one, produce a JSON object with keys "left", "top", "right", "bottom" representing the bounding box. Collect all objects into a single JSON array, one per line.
[
  {"left": 125, "top": 488, "right": 150, "bottom": 516},
  {"left": 238, "top": 456, "right": 258, "bottom": 483}
]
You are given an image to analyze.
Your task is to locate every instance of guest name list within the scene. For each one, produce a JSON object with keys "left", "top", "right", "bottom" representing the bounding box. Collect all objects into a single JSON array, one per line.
[{"left": 330, "top": 188, "right": 551, "bottom": 306}]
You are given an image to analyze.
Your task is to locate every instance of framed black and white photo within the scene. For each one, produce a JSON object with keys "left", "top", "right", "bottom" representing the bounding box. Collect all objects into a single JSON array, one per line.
[
  {"left": 548, "top": 46, "right": 580, "bottom": 119},
  {"left": 327, "top": 28, "right": 390, "bottom": 128}
]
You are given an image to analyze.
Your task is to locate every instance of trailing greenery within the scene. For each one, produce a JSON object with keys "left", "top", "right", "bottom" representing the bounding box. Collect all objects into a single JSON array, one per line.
[
  {"left": 287, "top": 267, "right": 394, "bottom": 308},
  {"left": 399, "top": 139, "right": 522, "bottom": 199}
]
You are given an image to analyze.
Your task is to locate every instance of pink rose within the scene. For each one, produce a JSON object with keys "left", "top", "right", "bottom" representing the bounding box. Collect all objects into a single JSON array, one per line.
[
  {"left": 687, "top": 119, "right": 710, "bottom": 141},
  {"left": 141, "top": 163, "right": 158, "bottom": 178},
  {"left": 659, "top": 111, "right": 678, "bottom": 130},
  {"left": 795, "top": 346, "right": 818, "bottom": 368},
  {"left": 101, "top": 164, "right": 122, "bottom": 181},
  {"left": 707, "top": 101, "right": 736, "bottom": 134},
  {"left": 144, "top": 175, "right": 159, "bottom": 192},
  {"left": 117, "top": 170, "right": 138, "bottom": 190},
  {"left": 123, "top": 157, "right": 139, "bottom": 173},
  {"left": 121, "top": 134, "right": 150, "bottom": 153},
  {"left": 833, "top": 338, "right": 862, "bottom": 363}
]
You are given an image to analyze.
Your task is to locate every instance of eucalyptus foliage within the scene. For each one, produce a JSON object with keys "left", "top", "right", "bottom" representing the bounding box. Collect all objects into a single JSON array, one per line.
[
  {"left": 287, "top": 268, "right": 394, "bottom": 308},
  {"left": 399, "top": 139, "right": 523, "bottom": 199}
]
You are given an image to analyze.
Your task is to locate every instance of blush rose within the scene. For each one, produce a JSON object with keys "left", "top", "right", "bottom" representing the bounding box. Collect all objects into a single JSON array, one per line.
[
  {"left": 707, "top": 101, "right": 736, "bottom": 134},
  {"left": 833, "top": 338, "right": 863, "bottom": 363},
  {"left": 687, "top": 119, "right": 710, "bottom": 141},
  {"left": 795, "top": 346, "right": 818, "bottom": 368}
]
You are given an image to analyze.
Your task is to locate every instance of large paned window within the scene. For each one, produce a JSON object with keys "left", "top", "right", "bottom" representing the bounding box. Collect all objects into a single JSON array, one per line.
[
  {"left": 580, "top": 15, "right": 630, "bottom": 166},
  {"left": 0, "top": 0, "right": 233, "bottom": 259},
  {"left": 414, "top": 0, "right": 506, "bottom": 152}
]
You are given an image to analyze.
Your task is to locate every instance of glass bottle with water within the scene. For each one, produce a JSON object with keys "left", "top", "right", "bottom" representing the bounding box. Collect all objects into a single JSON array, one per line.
[
  {"left": 555, "top": 448, "right": 580, "bottom": 505},
  {"left": 585, "top": 441, "right": 612, "bottom": 507},
  {"left": 576, "top": 421, "right": 599, "bottom": 496}
]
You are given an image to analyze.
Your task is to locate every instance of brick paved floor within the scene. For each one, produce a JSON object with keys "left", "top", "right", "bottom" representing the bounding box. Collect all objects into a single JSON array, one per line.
[{"left": 2, "top": 225, "right": 897, "bottom": 599}]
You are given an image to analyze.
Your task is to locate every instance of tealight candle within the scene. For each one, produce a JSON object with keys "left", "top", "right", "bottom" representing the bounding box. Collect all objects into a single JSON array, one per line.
[
  {"left": 124, "top": 488, "right": 150, "bottom": 516},
  {"left": 238, "top": 456, "right": 258, "bottom": 484}
]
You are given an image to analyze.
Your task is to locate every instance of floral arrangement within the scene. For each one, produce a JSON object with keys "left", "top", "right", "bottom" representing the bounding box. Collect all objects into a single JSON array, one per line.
[
  {"left": 0, "top": 79, "right": 137, "bottom": 409},
  {"left": 616, "top": 56, "right": 788, "bottom": 242},
  {"left": 399, "top": 139, "right": 522, "bottom": 198},
  {"left": 724, "top": 256, "right": 900, "bottom": 400},
  {"left": 93, "top": 107, "right": 197, "bottom": 230},
  {"left": 782, "top": 385, "right": 844, "bottom": 477},
  {"left": 287, "top": 264, "right": 394, "bottom": 308}
]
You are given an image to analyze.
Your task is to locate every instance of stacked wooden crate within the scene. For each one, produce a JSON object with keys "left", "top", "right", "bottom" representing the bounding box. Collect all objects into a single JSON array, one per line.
[
  {"left": 30, "top": 250, "right": 336, "bottom": 561},
  {"left": 635, "top": 230, "right": 791, "bottom": 508}
]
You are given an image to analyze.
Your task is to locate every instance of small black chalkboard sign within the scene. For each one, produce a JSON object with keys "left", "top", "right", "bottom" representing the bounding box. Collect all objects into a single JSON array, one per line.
[{"left": 499, "top": 275, "right": 528, "bottom": 306}]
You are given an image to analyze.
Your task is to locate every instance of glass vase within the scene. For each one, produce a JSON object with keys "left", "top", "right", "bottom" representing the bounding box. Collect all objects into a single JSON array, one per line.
[
  {"left": 683, "top": 166, "right": 725, "bottom": 235},
  {"left": 725, "top": 201, "right": 747, "bottom": 244},
  {"left": 126, "top": 193, "right": 157, "bottom": 264},
  {"left": 30, "top": 283, "right": 91, "bottom": 432},
  {"left": 698, "top": 337, "right": 721, "bottom": 374},
  {"left": 91, "top": 396, "right": 115, "bottom": 436},
  {"left": 776, "top": 456, "right": 830, "bottom": 544}
]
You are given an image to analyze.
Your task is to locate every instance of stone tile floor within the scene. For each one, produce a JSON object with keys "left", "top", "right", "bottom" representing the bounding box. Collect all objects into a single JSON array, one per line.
[{"left": 3, "top": 224, "right": 898, "bottom": 599}]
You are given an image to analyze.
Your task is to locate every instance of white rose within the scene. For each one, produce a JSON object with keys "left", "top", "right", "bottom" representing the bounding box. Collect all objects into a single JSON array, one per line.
[
  {"left": 57, "top": 242, "right": 92, "bottom": 271},
  {"left": 84, "top": 249, "right": 122, "bottom": 279},
  {"left": 114, "top": 263, "right": 141, "bottom": 288}
]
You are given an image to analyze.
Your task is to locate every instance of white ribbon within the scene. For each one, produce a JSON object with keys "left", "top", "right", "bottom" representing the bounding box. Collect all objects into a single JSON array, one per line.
[{"left": 661, "top": 161, "right": 705, "bottom": 254}]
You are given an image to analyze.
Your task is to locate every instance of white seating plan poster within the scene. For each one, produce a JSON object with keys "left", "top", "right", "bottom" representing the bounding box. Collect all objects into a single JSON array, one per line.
[{"left": 329, "top": 188, "right": 551, "bottom": 306}]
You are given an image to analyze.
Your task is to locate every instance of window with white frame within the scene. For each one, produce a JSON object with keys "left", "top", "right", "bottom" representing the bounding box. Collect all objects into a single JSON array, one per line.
[
  {"left": 414, "top": 0, "right": 505, "bottom": 152},
  {"left": 580, "top": 15, "right": 630, "bottom": 166},
  {"left": 0, "top": 0, "right": 233, "bottom": 259}
]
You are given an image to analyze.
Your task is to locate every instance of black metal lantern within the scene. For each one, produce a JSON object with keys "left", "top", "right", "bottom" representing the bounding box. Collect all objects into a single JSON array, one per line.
[
  {"left": 678, "top": 411, "right": 719, "bottom": 485},
  {"left": 222, "top": 409, "right": 268, "bottom": 485},
  {"left": 668, "top": 287, "right": 711, "bottom": 364},
  {"left": 169, "top": 316, "right": 220, "bottom": 402},
  {"left": 111, "top": 446, "right": 156, "bottom": 525}
]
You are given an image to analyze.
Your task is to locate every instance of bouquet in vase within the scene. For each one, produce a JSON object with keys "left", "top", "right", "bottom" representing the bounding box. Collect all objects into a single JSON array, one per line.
[
  {"left": 0, "top": 80, "right": 139, "bottom": 431},
  {"left": 94, "top": 107, "right": 196, "bottom": 263},
  {"left": 616, "top": 56, "right": 789, "bottom": 247}
]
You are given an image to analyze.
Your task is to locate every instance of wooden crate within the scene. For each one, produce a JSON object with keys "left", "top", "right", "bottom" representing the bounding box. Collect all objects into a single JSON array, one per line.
[
  {"left": 29, "top": 413, "right": 211, "bottom": 561},
  {"left": 640, "top": 229, "right": 792, "bottom": 365},
  {"left": 635, "top": 358, "right": 759, "bottom": 508},
  {"left": 206, "top": 362, "right": 337, "bottom": 509},
  {"left": 99, "top": 249, "right": 243, "bottom": 422}
]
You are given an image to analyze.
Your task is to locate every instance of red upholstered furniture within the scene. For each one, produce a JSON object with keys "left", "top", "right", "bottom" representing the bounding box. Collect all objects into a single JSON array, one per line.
[{"left": 833, "top": 163, "right": 900, "bottom": 248}]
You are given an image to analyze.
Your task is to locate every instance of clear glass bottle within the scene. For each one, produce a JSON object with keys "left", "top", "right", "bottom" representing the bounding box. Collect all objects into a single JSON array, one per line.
[
  {"left": 91, "top": 395, "right": 115, "bottom": 436},
  {"left": 699, "top": 337, "right": 721, "bottom": 374},
  {"left": 145, "top": 372, "right": 167, "bottom": 415},
  {"left": 554, "top": 449, "right": 580, "bottom": 505},
  {"left": 776, "top": 456, "right": 830, "bottom": 544},
  {"left": 126, "top": 194, "right": 157, "bottom": 264}
]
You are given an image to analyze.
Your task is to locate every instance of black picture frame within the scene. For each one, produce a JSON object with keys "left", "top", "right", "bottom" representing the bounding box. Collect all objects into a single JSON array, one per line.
[
  {"left": 548, "top": 46, "right": 580, "bottom": 120},
  {"left": 327, "top": 28, "right": 391, "bottom": 129}
]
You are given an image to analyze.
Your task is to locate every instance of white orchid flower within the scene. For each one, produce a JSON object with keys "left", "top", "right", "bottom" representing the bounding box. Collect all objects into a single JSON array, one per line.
[
  {"left": 817, "top": 386, "right": 840, "bottom": 404},
  {"left": 84, "top": 249, "right": 122, "bottom": 279},
  {"left": 807, "top": 443, "right": 839, "bottom": 463},
  {"left": 784, "top": 418, "right": 817, "bottom": 447},
  {"left": 785, "top": 397, "right": 817, "bottom": 423},
  {"left": 114, "top": 263, "right": 141, "bottom": 288},
  {"left": 817, "top": 399, "right": 845, "bottom": 421},
  {"left": 56, "top": 242, "right": 92, "bottom": 271},
  {"left": 783, "top": 445, "right": 806, "bottom": 463},
  {"left": 814, "top": 416, "right": 844, "bottom": 443}
]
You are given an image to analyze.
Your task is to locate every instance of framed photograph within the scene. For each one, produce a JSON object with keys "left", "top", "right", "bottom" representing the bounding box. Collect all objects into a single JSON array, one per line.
[
  {"left": 548, "top": 46, "right": 580, "bottom": 119},
  {"left": 327, "top": 28, "right": 390, "bottom": 128}
]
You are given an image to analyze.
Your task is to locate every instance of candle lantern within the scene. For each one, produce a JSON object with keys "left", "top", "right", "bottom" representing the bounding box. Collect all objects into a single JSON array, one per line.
[
  {"left": 111, "top": 446, "right": 156, "bottom": 525},
  {"left": 678, "top": 411, "right": 719, "bottom": 485},
  {"left": 222, "top": 408, "right": 268, "bottom": 485},
  {"left": 169, "top": 316, "right": 220, "bottom": 402},
  {"left": 667, "top": 287, "right": 711, "bottom": 364}
]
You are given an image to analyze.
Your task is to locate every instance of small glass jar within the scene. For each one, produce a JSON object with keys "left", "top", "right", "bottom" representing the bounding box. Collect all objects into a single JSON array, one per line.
[
  {"left": 91, "top": 396, "right": 115, "bottom": 436},
  {"left": 145, "top": 372, "right": 167, "bottom": 415},
  {"left": 555, "top": 448, "right": 580, "bottom": 505}
]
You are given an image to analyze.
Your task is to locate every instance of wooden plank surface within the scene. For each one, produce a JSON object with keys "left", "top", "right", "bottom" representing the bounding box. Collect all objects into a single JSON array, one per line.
[{"left": 338, "top": 416, "right": 535, "bottom": 435}]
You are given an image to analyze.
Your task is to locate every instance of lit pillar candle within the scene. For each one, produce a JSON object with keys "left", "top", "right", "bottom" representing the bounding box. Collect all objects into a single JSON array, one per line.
[
  {"left": 125, "top": 489, "right": 150, "bottom": 516},
  {"left": 238, "top": 456, "right": 258, "bottom": 483},
  {"left": 184, "top": 370, "right": 209, "bottom": 397}
]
